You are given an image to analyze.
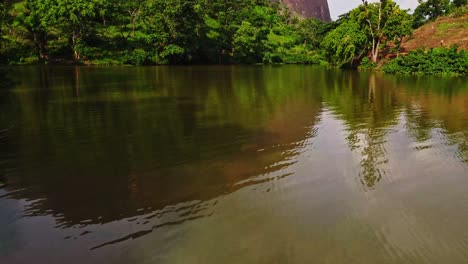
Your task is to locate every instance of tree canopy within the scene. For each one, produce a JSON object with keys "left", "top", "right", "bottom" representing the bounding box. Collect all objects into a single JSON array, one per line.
[{"left": 0, "top": 0, "right": 465, "bottom": 73}]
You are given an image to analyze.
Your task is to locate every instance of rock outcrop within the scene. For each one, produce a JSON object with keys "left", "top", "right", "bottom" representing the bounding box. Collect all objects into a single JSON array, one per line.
[{"left": 281, "top": 0, "right": 331, "bottom": 21}]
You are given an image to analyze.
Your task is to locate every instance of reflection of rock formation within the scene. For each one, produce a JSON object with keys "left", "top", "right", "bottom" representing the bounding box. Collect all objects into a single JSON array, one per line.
[{"left": 282, "top": 0, "right": 331, "bottom": 21}]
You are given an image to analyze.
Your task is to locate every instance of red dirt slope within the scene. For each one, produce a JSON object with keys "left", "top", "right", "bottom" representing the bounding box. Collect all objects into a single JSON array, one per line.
[{"left": 402, "top": 14, "right": 468, "bottom": 51}]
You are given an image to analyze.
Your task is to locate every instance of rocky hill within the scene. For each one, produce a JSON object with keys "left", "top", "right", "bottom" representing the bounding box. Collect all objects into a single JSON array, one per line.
[{"left": 282, "top": 0, "right": 331, "bottom": 21}]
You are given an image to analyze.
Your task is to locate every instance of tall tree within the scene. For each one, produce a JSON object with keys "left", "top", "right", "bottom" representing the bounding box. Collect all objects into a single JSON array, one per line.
[
  {"left": 143, "top": 0, "right": 205, "bottom": 62},
  {"left": 120, "top": 0, "right": 145, "bottom": 37},
  {"left": 322, "top": 20, "right": 368, "bottom": 66},
  {"left": 202, "top": 0, "right": 257, "bottom": 62},
  {"left": 0, "top": 0, "right": 12, "bottom": 55},
  {"left": 38, "top": 0, "right": 108, "bottom": 60},
  {"left": 322, "top": 0, "right": 413, "bottom": 66},
  {"left": 357, "top": 0, "right": 412, "bottom": 63},
  {"left": 14, "top": 0, "right": 48, "bottom": 61}
]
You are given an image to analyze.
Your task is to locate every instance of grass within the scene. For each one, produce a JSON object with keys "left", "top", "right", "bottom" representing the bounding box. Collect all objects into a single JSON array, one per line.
[{"left": 436, "top": 21, "right": 468, "bottom": 36}]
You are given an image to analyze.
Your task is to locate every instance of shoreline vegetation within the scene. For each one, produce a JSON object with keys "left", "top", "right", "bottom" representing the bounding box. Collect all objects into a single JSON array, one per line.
[{"left": 0, "top": 0, "right": 467, "bottom": 75}]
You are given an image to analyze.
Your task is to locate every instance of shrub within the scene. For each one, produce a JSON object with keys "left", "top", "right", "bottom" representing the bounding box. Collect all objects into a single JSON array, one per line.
[
  {"left": 452, "top": 4, "right": 468, "bottom": 17},
  {"left": 359, "top": 57, "right": 377, "bottom": 70},
  {"left": 382, "top": 46, "right": 468, "bottom": 76},
  {"left": 160, "top": 45, "right": 185, "bottom": 64},
  {"left": 123, "top": 49, "right": 151, "bottom": 65}
]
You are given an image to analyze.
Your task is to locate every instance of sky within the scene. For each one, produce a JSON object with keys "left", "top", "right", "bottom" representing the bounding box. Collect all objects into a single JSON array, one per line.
[{"left": 328, "top": 0, "right": 419, "bottom": 20}]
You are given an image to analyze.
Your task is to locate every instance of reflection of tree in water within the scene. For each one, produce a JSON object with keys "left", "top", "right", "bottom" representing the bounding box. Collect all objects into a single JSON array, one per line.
[
  {"left": 2, "top": 65, "right": 466, "bottom": 231},
  {"left": 324, "top": 72, "right": 468, "bottom": 189},
  {"left": 0, "top": 68, "right": 19, "bottom": 254},
  {"left": 404, "top": 105, "right": 434, "bottom": 143},
  {"left": 451, "top": 131, "right": 468, "bottom": 163},
  {"left": 0, "top": 66, "right": 323, "bottom": 227},
  {"left": 0, "top": 69, "right": 16, "bottom": 167},
  {"left": 0, "top": 68, "right": 14, "bottom": 89},
  {"left": 0, "top": 68, "right": 14, "bottom": 120},
  {"left": 322, "top": 72, "right": 401, "bottom": 189},
  {"left": 394, "top": 75, "right": 468, "bottom": 162},
  {"left": 357, "top": 128, "right": 389, "bottom": 189},
  {"left": 356, "top": 74, "right": 399, "bottom": 189}
]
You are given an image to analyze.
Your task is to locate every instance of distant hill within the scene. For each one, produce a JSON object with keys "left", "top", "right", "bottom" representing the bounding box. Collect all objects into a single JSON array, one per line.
[
  {"left": 281, "top": 0, "right": 331, "bottom": 21},
  {"left": 402, "top": 14, "right": 468, "bottom": 51}
]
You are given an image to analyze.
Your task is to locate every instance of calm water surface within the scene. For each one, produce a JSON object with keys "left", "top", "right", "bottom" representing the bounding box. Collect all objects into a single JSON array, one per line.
[{"left": 0, "top": 66, "right": 467, "bottom": 264}]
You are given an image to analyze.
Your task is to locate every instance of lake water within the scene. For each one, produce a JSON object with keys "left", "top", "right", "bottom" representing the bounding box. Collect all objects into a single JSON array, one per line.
[{"left": 0, "top": 66, "right": 467, "bottom": 264}]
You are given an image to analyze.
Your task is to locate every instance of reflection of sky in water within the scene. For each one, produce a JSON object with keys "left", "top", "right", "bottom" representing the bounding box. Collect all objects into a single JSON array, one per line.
[
  {"left": 0, "top": 198, "right": 20, "bottom": 255},
  {"left": 157, "top": 109, "right": 468, "bottom": 264}
]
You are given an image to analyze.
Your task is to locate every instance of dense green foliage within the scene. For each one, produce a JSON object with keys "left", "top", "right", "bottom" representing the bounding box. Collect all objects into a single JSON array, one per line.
[
  {"left": 322, "top": 0, "right": 413, "bottom": 66},
  {"left": 0, "top": 0, "right": 332, "bottom": 65},
  {"left": 0, "top": 0, "right": 466, "bottom": 76},
  {"left": 0, "top": 0, "right": 415, "bottom": 66},
  {"left": 321, "top": 0, "right": 466, "bottom": 73},
  {"left": 382, "top": 47, "right": 468, "bottom": 75},
  {"left": 322, "top": 19, "right": 367, "bottom": 67}
]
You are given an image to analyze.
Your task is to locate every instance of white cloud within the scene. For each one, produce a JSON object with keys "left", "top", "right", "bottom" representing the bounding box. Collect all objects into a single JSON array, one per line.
[{"left": 328, "top": 0, "right": 419, "bottom": 20}]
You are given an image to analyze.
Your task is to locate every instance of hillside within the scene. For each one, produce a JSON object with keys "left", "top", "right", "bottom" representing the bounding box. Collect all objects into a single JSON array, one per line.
[{"left": 402, "top": 14, "right": 468, "bottom": 51}]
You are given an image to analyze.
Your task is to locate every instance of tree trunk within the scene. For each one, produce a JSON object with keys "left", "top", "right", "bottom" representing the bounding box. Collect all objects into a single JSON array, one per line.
[
  {"left": 129, "top": 9, "right": 139, "bottom": 37},
  {"left": 371, "top": 39, "right": 380, "bottom": 63},
  {"left": 33, "top": 32, "right": 46, "bottom": 63},
  {"left": 33, "top": 32, "right": 40, "bottom": 62},
  {"left": 72, "top": 30, "right": 80, "bottom": 60}
]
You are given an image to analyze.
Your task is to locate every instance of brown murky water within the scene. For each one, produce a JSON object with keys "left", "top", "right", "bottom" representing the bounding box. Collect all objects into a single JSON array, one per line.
[{"left": 0, "top": 66, "right": 467, "bottom": 264}]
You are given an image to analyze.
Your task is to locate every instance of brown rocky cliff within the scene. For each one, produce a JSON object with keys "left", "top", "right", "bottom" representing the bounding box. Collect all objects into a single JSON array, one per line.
[{"left": 281, "top": 0, "right": 331, "bottom": 21}]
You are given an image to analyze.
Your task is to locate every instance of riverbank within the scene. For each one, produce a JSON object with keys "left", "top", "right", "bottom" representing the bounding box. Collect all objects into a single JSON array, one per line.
[{"left": 1, "top": 2, "right": 466, "bottom": 76}]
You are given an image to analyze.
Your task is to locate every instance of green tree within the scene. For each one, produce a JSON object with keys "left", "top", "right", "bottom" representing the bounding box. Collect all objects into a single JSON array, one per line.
[
  {"left": 322, "top": 0, "right": 412, "bottom": 66},
  {"left": 200, "top": 0, "right": 286, "bottom": 63},
  {"left": 127, "top": 0, "right": 144, "bottom": 37},
  {"left": 116, "top": 0, "right": 145, "bottom": 38},
  {"left": 322, "top": 20, "right": 368, "bottom": 66},
  {"left": 231, "top": 3, "right": 283, "bottom": 63},
  {"left": 413, "top": 0, "right": 452, "bottom": 27},
  {"left": 144, "top": 0, "right": 205, "bottom": 63},
  {"left": 293, "top": 18, "right": 329, "bottom": 49},
  {"left": 0, "top": 0, "right": 13, "bottom": 57},
  {"left": 13, "top": 0, "right": 48, "bottom": 62},
  {"left": 385, "top": 5, "right": 413, "bottom": 51},
  {"left": 233, "top": 20, "right": 270, "bottom": 63},
  {"left": 37, "top": 0, "right": 109, "bottom": 60},
  {"left": 357, "top": 0, "right": 412, "bottom": 63},
  {"left": 201, "top": 0, "right": 254, "bottom": 62},
  {"left": 0, "top": 0, "right": 11, "bottom": 31}
]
